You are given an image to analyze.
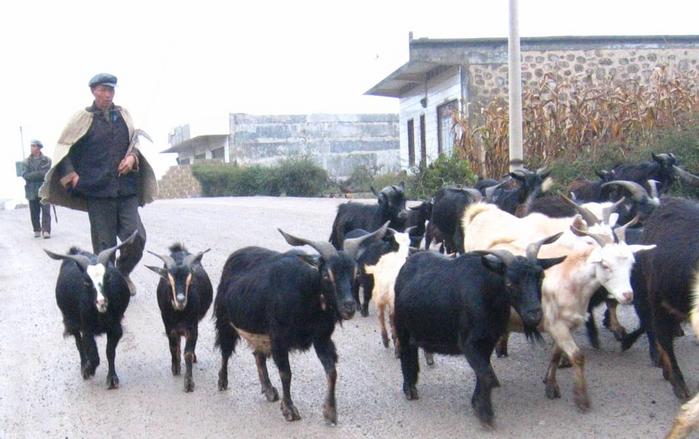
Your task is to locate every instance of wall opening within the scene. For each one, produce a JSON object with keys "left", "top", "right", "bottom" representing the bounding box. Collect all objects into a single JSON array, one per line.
[
  {"left": 407, "top": 119, "right": 415, "bottom": 167},
  {"left": 419, "top": 114, "right": 426, "bottom": 165},
  {"left": 437, "top": 100, "right": 459, "bottom": 155}
]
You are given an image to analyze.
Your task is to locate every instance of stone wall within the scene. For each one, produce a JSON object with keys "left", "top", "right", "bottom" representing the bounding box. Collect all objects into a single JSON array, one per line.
[
  {"left": 468, "top": 47, "right": 699, "bottom": 104},
  {"left": 156, "top": 165, "right": 202, "bottom": 199}
]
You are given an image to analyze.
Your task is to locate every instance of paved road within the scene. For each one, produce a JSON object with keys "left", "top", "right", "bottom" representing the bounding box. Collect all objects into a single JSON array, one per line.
[{"left": 0, "top": 197, "right": 695, "bottom": 438}]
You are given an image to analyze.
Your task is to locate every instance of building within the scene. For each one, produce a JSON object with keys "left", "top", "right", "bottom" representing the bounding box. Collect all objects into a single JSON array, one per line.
[
  {"left": 365, "top": 34, "right": 699, "bottom": 169},
  {"left": 164, "top": 113, "right": 400, "bottom": 179}
]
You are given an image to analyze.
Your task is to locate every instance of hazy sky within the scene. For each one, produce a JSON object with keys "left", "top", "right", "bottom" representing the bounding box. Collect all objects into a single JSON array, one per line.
[{"left": 2, "top": 0, "right": 698, "bottom": 200}]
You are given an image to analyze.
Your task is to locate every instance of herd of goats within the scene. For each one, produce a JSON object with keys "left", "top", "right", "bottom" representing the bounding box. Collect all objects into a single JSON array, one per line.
[{"left": 43, "top": 152, "right": 699, "bottom": 438}]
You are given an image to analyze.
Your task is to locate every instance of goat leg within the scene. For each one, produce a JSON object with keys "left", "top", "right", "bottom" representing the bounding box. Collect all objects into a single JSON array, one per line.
[
  {"left": 543, "top": 347, "right": 563, "bottom": 400},
  {"left": 81, "top": 332, "right": 99, "bottom": 379},
  {"left": 655, "top": 313, "right": 690, "bottom": 400},
  {"left": 272, "top": 347, "right": 300, "bottom": 422},
  {"left": 495, "top": 333, "right": 509, "bottom": 358},
  {"left": 604, "top": 300, "right": 627, "bottom": 341},
  {"left": 105, "top": 326, "right": 122, "bottom": 389},
  {"left": 254, "top": 352, "right": 279, "bottom": 402},
  {"left": 378, "top": 304, "right": 389, "bottom": 348},
  {"left": 183, "top": 328, "right": 197, "bottom": 392},
  {"left": 314, "top": 339, "right": 339, "bottom": 425},
  {"left": 70, "top": 330, "right": 86, "bottom": 370},
  {"left": 462, "top": 337, "right": 497, "bottom": 429},
  {"left": 168, "top": 332, "right": 181, "bottom": 376},
  {"left": 390, "top": 310, "right": 400, "bottom": 358}
]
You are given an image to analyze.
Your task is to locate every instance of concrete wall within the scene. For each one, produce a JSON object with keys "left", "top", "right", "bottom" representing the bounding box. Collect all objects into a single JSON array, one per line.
[{"left": 229, "top": 113, "right": 399, "bottom": 178}]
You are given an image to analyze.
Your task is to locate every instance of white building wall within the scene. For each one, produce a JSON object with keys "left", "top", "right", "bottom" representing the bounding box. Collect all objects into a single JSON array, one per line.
[{"left": 398, "top": 66, "right": 462, "bottom": 169}]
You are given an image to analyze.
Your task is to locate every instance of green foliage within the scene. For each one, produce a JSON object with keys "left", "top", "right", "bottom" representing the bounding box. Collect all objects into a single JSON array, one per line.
[
  {"left": 191, "top": 156, "right": 330, "bottom": 197},
  {"left": 408, "top": 153, "right": 476, "bottom": 199}
]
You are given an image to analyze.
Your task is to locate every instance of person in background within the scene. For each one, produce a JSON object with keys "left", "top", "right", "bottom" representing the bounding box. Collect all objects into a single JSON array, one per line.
[
  {"left": 39, "top": 73, "right": 158, "bottom": 295},
  {"left": 23, "top": 139, "right": 52, "bottom": 238}
]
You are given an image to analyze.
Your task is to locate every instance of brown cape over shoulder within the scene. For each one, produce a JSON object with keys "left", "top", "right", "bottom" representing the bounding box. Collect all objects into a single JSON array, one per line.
[{"left": 39, "top": 106, "right": 158, "bottom": 211}]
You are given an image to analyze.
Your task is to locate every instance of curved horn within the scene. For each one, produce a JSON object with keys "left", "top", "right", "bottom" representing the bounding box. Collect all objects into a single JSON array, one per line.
[
  {"left": 674, "top": 165, "right": 699, "bottom": 187},
  {"left": 44, "top": 249, "right": 92, "bottom": 271},
  {"left": 278, "top": 229, "right": 338, "bottom": 260},
  {"left": 601, "top": 197, "right": 626, "bottom": 224},
  {"left": 526, "top": 232, "right": 563, "bottom": 262},
  {"left": 97, "top": 230, "right": 139, "bottom": 266},
  {"left": 614, "top": 215, "right": 640, "bottom": 243},
  {"left": 561, "top": 195, "right": 600, "bottom": 226},
  {"left": 147, "top": 250, "right": 177, "bottom": 269},
  {"left": 570, "top": 224, "right": 609, "bottom": 248},
  {"left": 183, "top": 248, "right": 211, "bottom": 268},
  {"left": 647, "top": 179, "right": 660, "bottom": 201},
  {"left": 484, "top": 179, "right": 509, "bottom": 200},
  {"left": 488, "top": 249, "right": 516, "bottom": 266},
  {"left": 341, "top": 222, "right": 390, "bottom": 260},
  {"left": 463, "top": 188, "right": 483, "bottom": 202},
  {"left": 601, "top": 180, "right": 650, "bottom": 202}
]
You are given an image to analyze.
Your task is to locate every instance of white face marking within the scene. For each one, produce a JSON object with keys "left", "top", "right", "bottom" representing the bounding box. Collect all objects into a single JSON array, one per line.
[
  {"left": 591, "top": 244, "right": 635, "bottom": 304},
  {"left": 86, "top": 264, "right": 108, "bottom": 313}
]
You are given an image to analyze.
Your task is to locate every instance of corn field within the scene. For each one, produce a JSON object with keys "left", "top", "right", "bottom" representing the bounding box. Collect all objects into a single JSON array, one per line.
[{"left": 455, "top": 64, "right": 699, "bottom": 178}]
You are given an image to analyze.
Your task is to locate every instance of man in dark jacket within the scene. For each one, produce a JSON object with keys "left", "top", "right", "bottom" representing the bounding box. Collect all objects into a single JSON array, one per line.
[
  {"left": 40, "top": 73, "right": 158, "bottom": 296},
  {"left": 22, "top": 140, "right": 52, "bottom": 238}
]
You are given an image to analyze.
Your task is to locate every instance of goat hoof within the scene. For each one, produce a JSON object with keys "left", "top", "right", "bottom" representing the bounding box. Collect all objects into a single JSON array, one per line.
[
  {"left": 558, "top": 356, "right": 573, "bottom": 369},
  {"left": 589, "top": 336, "right": 601, "bottom": 350},
  {"left": 262, "top": 386, "right": 279, "bottom": 402},
  {"left": 381, "top": 333, "right": 390, "bottom": 348},
  {"left": 107, "top": 374, "right": 120, "bottom": 389},
  {"left": 82, "top": 362, "right": 96, "bottom": 379},
  {"left": 403, "top": 384, "right": 418, "bottom": 400},
  {"left": 393, "top": 346, "right": 400, "bottom": 359},
  {"left": 193, "top": 353, "right": 198, "bottom": 363},
  {"left": 545, "top": 382, "right": 561, "bottom": 399},
  {"left": 424, "top": 352, "right": 435, "bottom": 366},
  {"left": 612, "top": 327, "right": 628, "bottom": 341},
  {"left": 218, "top": 371, "right": 228, "bottom": 391},
  {"left": 574, "top": 389, "right": 591, "bottom": 412},
  {"left": 472, "top": 400, "right": 495, "bottom": 429},
  {"left": 323, "top": 403, "right": 337, "bottom": 425},
  {"left": 673, "top": 384, "right": 690, "bottom": 401},
  {"left": 361, "top": 305, "right": 369, "bottom": 317},
  {"left": 495, "top": 350, "right": 508, "bottom": 358},
  {"left": 281, "top": 400, "right": 301, "bottom": 421},
  {"left": 172, "top": 362, "right": 181, "bottom": 376},
  {"left": 184, "top": 377, "right": 194, "bottom": 393}
]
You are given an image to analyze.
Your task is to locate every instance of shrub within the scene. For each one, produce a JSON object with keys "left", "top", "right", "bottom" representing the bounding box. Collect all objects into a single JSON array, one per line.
[
  {"left": 408, "top": 153, "right": 476, "bottom": 199},
  {"left": 191, "top": 157, "right": 330, "bottom": 197}
]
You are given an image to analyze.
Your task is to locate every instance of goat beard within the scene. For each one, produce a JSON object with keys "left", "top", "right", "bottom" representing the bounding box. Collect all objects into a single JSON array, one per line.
[{"left": 523, "top": 324, "right": 544, "bottom": 343}]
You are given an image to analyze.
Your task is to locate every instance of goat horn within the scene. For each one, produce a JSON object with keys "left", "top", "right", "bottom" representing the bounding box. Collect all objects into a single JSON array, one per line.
[
  {"left": 561, "top": 195, "right": 600, "bottom": 226},
  {"left": 614, "top": 215, "right": 640, "bottom": 243},
  {"left": 488, "top": 249, "right": 516, "bottom": 266},
  {"left": 601, "top": 197, "right": 626, "bottom": 224},
  {"left": 484, "top": 179, "right": 509, "bottom": 200},
  {"left": 97, "top": 230, "right": 139, "bottom": 266},
  {"left": 570, "top": 225, "right": 610, "bottom": 248},
  {"left": 601, "top": 180, "right": 650, "bottom": 202},
  {"left": 463, "top": 188, "right": 483, "bottom": 202},
  {"left": 647, "top": 179, "right": 660, "bottom": 201},
  {"left": 44, "top": 249, "right": 92, "bottom": 271},
  {"left": 673, "top": 165, "right": 699, "bottom": 187},
  {"left": 341, "top": 222, "right": 390, "bottom": 260},
  {"left": 278, "top": 229, "right": 338, "bottom": 260},
  {"left": 147, "top": 251, "right": 177, "bottom": 269},
  {"left": 526, "top": 232, "right": 563, "bottom": 262},
  {"left": 183, "top": 248, "right": 211, "bottom": 269}
]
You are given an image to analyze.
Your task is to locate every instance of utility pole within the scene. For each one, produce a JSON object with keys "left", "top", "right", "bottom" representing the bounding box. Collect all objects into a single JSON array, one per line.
[
  {"left": 508, "top": 0, "right": 524, "bottom": 171},
  {"left": 19, "top": 126, "right": 25, "bottom": 158}
]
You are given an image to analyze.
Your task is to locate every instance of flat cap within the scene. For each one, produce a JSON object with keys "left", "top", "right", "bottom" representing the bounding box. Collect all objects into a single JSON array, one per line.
[
  {"left": 88, "top": 73, "right": 117, "bottom": 88},
  {"left": 30, "top": 139, "right": 43, "bottom": 148}
]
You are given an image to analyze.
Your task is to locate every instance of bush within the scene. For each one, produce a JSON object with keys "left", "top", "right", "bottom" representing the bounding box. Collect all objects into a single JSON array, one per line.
[
  {"left": 408, "top": 153, "right": 476, "bottom": 199},
  {"left": 191, "top": 156, "right": 330, "bottom": 197}
]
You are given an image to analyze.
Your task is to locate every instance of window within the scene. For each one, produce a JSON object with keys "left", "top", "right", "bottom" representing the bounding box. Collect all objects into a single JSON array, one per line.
[
  {"left": 194, "top": 153, "right": 206, "bottom": 161},
  {"left": 178, "top": 157, "right": 190, "bottom": 165},
  {"left": 419, "top": 114, "right": 426, "bottom": 165},
  {"left": 437, "top": 100, "right": 459, "bottom": 155},
  {"left": 407, "top": 119, "right": 415, "bottom": 167},
  {"left": 211, "top": 147, "right": 225, "bottom": 160}
]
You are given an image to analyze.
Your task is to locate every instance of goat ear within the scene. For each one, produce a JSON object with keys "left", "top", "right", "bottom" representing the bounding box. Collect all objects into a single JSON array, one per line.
[
  {"left": 509, "top": 171, "right": 525, "bottom": 181},
  {"left": 481, "top": 254, "right": 506, "bottom": 275},
  {"left": 409, "top": 204, "right": 421, "bottom": 211},
  {"left": 651, "top": 152, "right": 660, "bottom": 162},
  {"left": 145, "top": 265, "right": 169, "bottom": 279},
  {"left": 628, "top": 244, "right": 657, "bottom": 254},
  {"left": 537, "top": 256, "right": 567, "bottom": 270}
]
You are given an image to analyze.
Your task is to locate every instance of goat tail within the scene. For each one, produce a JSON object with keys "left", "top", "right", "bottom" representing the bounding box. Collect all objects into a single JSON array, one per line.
[{"left": 689, "top": 266, "right": 699, "bottom": 340}]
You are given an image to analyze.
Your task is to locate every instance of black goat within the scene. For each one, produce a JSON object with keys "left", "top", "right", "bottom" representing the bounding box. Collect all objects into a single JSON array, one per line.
[
  {"left": 45, "top": 231, "right": 137, "bottom": 389},
  {"left": 489, "top": 167, "right": 552, "bottom": 215},
  {"left": 405, "top": 200, "right": 433, "bottom": 248},
  {"left": 329, "top": 182, "right": 408, "bottom": 249},
  {"left": 394, "top": 237, "right": 565, "bottom": 427},
  {"left": 215, "top": 230, "right": 373, "bottom": 424},
  {"left": 145, "top": 244, "right": 213, "bottom": 392},
  {"left": 620, "top": 197, "right": 699, "bottom": 400},
  {"left": 568, "top": 169, "right": 615, "bottom": 202},
  {"left": 429, "top": 186, "right": 482, "bottom": 254},
  {"left": 611, "top": 152, "right": 699, "bottom": 195}
]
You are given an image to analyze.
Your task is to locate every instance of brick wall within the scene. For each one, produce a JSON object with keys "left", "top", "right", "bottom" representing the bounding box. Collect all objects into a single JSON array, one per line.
[{"left": 156, "top": 165, "right": 202, "bottom": 199}]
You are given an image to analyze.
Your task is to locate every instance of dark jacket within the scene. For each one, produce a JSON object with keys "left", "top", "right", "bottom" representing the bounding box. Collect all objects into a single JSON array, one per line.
[
  {"left": 23, "top": 153, "right": 51, "bottom": 200},
  {"left": 59, "top": 103, "right": 139, "bottom": 199}
]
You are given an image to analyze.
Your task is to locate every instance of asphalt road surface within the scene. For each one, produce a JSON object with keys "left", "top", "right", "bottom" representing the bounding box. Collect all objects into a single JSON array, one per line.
[{"left": 1, "top": 196, "right": 696, "bottom": 438}]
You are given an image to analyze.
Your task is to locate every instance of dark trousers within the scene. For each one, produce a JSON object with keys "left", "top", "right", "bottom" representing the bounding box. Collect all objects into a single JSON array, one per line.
[
  {"left": 86, "top": 195, "right": 146, "bottom": 276},
  {"left": 28, "top": 199, "right": 51, "bottom": 233}
]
